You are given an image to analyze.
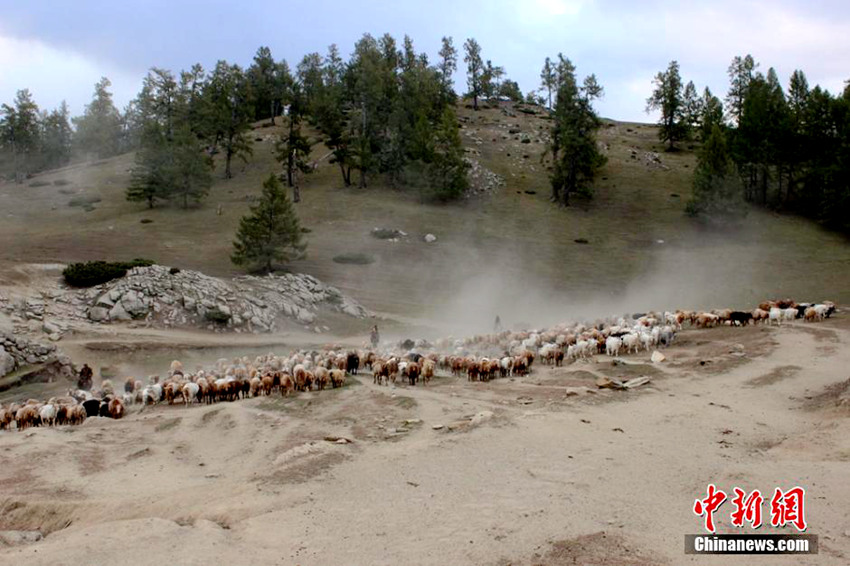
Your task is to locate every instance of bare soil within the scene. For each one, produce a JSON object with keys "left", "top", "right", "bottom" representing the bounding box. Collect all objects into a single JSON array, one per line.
[{"left": 2, "top": 317, "right": 849, "bottom": 565}]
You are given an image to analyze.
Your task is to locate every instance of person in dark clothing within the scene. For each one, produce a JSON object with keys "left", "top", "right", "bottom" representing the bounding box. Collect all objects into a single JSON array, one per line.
[
  {"left": 494, "top": 315, "right": 502, "bottom": 332},
  {"left": 78, "top": 363, "right": 93, "bottom": 391},
  {"left": 370, "top": 325, "right": 380, "bottom": 349}
]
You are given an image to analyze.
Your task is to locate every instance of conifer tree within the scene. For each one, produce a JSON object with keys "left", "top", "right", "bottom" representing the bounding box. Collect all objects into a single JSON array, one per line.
[{"left": 231, "top": 173, "right": 306, "bottom": 273}]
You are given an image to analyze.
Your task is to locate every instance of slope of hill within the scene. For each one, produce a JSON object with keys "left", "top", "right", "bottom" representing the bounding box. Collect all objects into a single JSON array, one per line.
[{"left": 1, "top": 103, "right": 848, "bottom": 335}]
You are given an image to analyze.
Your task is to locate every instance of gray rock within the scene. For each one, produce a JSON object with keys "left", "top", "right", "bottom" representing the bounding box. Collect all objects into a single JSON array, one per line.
[
  {"left": 424, "top": 233, "right": 437, "bottom": 243},
  {"left": 297, "top": 308, "right": 315, "bottom": 324},
  {"left": 88, "top": 306, "right": 109, "bottom": 322},
  {"left": 0, "top": 347, "right": 15, "bottom": 376},
  {"left": 95, "top": 294, "right": 115, "bottom": 308},
  {"left": 122, "top": 291, "right": 147, "bottom": 317},
  {"left": 42, "top": 320, "right": 61, "bottom": 335},
  {"left": 109, "top": 302, "right": 132, "bottom": 321}
]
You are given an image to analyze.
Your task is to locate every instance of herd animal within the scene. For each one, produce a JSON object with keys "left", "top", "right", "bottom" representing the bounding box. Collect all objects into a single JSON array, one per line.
[{"left": 0, "top": 298, "right": 837, "bottom": 433}]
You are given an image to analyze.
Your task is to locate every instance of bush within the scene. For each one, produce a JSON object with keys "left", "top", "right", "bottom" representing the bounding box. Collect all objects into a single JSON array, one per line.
[
  {"left": 63, "top": 259, "right": 155, "bottom": 287},
  {"left": 204, "top": 308, "right": 231, "bottom": 324},
  {"left": 29, "top": 180, "right": 50, "bottom": 187},
  {"left": 333, "top": 253, "right": 375, "bottom": 265},
  {"left": 371, "top": 228, "right": 403, "bottom": 240},
  {"left": 68, "top": 194, "right": 102, "bottom": 207},
  {"left": 53, "top": 179, "right": 71, "bottom": 186}
]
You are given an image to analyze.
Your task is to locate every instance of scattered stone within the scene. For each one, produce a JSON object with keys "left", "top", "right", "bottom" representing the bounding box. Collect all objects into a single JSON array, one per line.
[
  {"left": 42, "top": 320, "right": 61, "bottom": 335},
  {"left": 432, "top": 424, "right": 444, "bottom": 430},
  {"left": 596, "top": 377, "right": 626, "bottom": 390},
  {"left": 424, "top": 233, "right": 437, "bottom": 243},
  {"left": 651, "top": 351, "right": 666, "bottom": 363},
  {"left": 623, "top": 377, "right": 651, "bottom": 389}
]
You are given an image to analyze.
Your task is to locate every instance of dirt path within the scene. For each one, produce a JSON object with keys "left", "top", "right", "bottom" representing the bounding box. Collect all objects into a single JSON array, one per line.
[{"left": 2, "top": 320, "right": 849, "bottom": 565}]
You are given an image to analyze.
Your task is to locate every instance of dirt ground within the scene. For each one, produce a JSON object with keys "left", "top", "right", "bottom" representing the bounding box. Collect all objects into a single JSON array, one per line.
[{"left": 2, "top": 314, "right": 849, "bottom": 565}]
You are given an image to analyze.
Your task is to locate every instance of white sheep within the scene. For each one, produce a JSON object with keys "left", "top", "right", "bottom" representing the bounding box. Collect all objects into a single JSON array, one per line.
[
  {"left": 769, "top": 307, "right": 783, "bottom": 326},
  {"left": 605, "top": 336, "right": 622, "bottom": 357}
]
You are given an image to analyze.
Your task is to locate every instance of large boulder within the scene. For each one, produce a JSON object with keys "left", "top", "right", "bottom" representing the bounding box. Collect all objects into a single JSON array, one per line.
[
  {"left": 121, "top": 291, "right": 147, "bottom": 318},
  {"left": 0, "top": 347, "right": 15, "bottom": 377},
  {"left": 88, "top": 306, "right": 109, "bottom": 322},
  {"left": 109, "top": 302, "right": 132, "bottom": 321}
]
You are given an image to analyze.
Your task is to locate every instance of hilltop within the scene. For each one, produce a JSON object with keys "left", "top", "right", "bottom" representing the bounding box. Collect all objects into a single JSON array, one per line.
[{"left": 1, "top": 102, "right": 848, "bottom": 335}]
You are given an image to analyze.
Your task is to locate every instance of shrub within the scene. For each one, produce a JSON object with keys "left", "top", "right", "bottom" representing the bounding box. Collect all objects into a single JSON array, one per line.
[
  {"left": 204, "top": 308, "right": 231, "bottom": 324},
  {"left": 333, "top": 253, "right": 375, "bottom": 265},
  {"left": 63, "top": 259, "right": 155, "bottom": 287},
  {"left": 29, "top": 180, "right": 50, "bottom": 187},
  {"left": 53, "top": 179, "right": 71, "bottom": 186},
  {"left": 68, "top": 194, "right": 102, "bottom": 207},
  {"left": 371, "top": 228, "right": 403, "bottom": 240}
]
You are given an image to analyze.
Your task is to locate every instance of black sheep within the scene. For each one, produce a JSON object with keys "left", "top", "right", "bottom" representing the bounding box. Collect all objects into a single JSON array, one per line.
[
  {"left": 82, "top": 398, "right": 101, "bottom": 418},
  {"left": 346, "top": 352, "right": 360, "bottom": 375},
  {"left": 729, "top": 311, "right": 754, "bottom": 326}
]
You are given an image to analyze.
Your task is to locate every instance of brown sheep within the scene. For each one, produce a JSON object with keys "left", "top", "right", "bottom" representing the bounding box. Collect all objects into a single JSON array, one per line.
[
  {"left": 406, "top": 362, "right": 420, "bottom": 386},
  {"left": 0, "top": 406, "right": 13, "bottom": 430},
  {"left": 261, "top": 375, "right": 273, "bottom": 396},
  {"left": 804, "top": 307, "right": 818, "bottom": 322},
  {"left": 421, "top": 360, "right": 435, "bottom": 385},
  {"left": 249, "top": 377, "right": 262, "bottom": 397},
  {"left": 108, "top": 398, "right": 125, "bottom": 419},
  {"left": 16, "top": 406, "right": 39, "bottom": 430},
  {"left": 329, "top": 369, "right": 346, "bottom": 388},
  {"left": 373, "top": 361, "right": 387, "bottom": 385},
  {"left": 280, "top": 374, "right": 294, "bottom": 396},
  {"left": 315, "top": 370, "right": 329, "bottom": 391}
]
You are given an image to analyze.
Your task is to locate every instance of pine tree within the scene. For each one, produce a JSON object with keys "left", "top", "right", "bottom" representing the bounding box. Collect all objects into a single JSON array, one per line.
[
  {"left": 646, "top": 60, "right": 687, "bottom": 150},
  {"left": 40, "top": 101, "right": 73, "bottom": 170},
  {"left": 0, "top": 89, "right": 41, "bottom": 182},
  {"left": 540, "top": 57, "right": 556, "bottom": 109},
  {"left": 726, "top": 54, "right": 758, "bottom": 125},
  {"left": 463, "top": 38, "right": 484, "bottom": 110},
  {"left": 682, "top": 81, "right": 700, "bottom": 137},
  {"left": 126, "top": 68, "right": 212, "bottom": 208},
  {"left": 231, "top": 173, "right": 306, "bottom": 273},
  {"left": 686, "top": 124, "right": 743, "bottom": 218},
  {"left": 73, "top": 77, "right": 122, "bottom": 158},
  {"left": 698, "top": 87, "right": 724, "bottom": 142},
  {"left": 437, "top": 36, "right": 457, "bottom": 102},
  {"left": 275, "top": 86, "right": 313, "bottom": 201},
  {"left": 547, "top": 60, "right": 606, "bottom": 205},
  {"left": 428, "top": 106, "right": 469, "bottom": 201},
  {"left": 206, "top": 61, "right": 254, "bottom": 178}
]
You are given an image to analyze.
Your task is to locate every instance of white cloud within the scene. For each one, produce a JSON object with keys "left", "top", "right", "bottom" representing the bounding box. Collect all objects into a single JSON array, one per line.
[{"left": 0, "top": 34, "right": 140, "bottom": 115}]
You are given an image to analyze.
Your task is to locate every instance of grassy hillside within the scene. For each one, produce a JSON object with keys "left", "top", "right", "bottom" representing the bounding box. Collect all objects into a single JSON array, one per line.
[{"left": 2, "top": 102, "right": 848, "bottom": 333}]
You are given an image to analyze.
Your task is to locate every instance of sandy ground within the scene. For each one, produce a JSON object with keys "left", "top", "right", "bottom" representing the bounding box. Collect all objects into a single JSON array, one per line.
[{"left": 2, "top": 316, "right": 849, "bottom": 565}]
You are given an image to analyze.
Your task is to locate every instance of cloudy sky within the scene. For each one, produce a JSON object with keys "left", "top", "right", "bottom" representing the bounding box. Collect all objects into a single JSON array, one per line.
[{"left": 1, "top": 0, "right": 848, "bottom": 122}]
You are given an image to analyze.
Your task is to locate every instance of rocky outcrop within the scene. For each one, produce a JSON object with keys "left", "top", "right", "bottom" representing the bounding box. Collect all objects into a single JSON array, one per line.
[
  {"left": 62, "top": 265, "right": 369, "bottom": 333},
  {"left": 1, "top": 266, "right": 370, "bottom": 335},
  {"left": 0, "top": 331, "right": 74, "bottom": 380}
]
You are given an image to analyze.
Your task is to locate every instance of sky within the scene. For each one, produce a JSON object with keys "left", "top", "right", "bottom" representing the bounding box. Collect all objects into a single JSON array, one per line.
[{"left": 1, "top": 0, "right": 848, "bottom": 123}]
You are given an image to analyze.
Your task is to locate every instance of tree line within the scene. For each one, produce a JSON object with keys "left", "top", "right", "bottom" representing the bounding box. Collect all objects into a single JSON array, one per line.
[
  {"left": 648, "top": 57, "right": 850, "bottom": 232},
  {"left": 2, "top": 34, "right": 544, "bottom": 205}
]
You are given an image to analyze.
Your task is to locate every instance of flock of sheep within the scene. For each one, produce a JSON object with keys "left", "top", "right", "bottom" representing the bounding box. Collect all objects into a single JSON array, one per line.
[{"left": 0, "top": 298, "right": 837, "bottom": 433}]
